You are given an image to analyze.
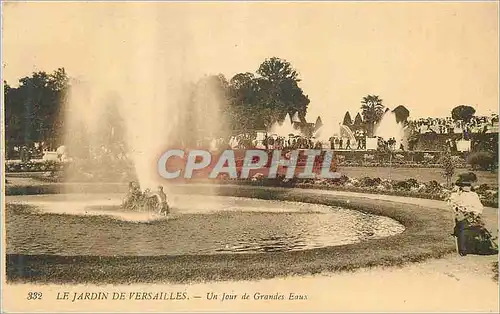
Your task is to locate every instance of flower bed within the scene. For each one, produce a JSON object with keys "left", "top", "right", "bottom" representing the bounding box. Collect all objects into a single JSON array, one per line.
[
  {"left": 5, "top": 161, "right": 498, "bottom": 208},
  {"left": 5, "top": 160, "right": 65, "bottom": 172},
  {"left": 218, "top": 176, "right": 498, "bottom": 208}
]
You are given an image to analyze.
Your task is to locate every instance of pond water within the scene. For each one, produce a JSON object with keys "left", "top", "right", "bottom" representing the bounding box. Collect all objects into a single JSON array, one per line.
[{"left": 6, "top": 194, "right": 405, "bottom": 256}]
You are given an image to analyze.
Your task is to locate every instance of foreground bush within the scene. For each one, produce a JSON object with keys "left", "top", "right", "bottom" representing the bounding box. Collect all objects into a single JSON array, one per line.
[
  {"left": 5, "top": 160, "right": 64, "bottom": 172},
  {"left": 468, "top": 152, "right": 496, "bottom": 171}
]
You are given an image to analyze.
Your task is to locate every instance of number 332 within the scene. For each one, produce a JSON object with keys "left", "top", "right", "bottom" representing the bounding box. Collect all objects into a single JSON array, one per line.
[{"left": 27, "top": 292, "right": 43, "bottom": 300}]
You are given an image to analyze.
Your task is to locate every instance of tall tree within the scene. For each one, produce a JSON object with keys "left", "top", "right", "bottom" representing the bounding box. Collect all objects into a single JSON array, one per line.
[
  {"left": 4, "top": 68, "right": 70, "bottom": 149},
  {"left": 342, "top": 111, "right": 353, "bottom": 126},
  {"left": 228, "top": 72, "right": 262, "bottom": 132},
  {"left": 451, "top": 105, "right": 476, "bottom": 122},
  {"left": 4, "top": 81, "right": 23, "bottom": 157},
  {"left": 315, "top": 116, "right": 323, "bottom": 130},
  {"left": 353, "top": 112, "right": 363, "bottom": 126},
  {"left": 361, "top": 95, "right": 385, "bottom": 137},
  {"left": 256, "top": 57, "right": 310, "bottom": 124},
  {"left": 257, "top": 57, "right": 299, "bottom": 83},
  {"left": 392, "top": 105, "right": 410, "bottom": 124},
  {"left": 227, "top": 57, "right": 311, "bottom": 133}
]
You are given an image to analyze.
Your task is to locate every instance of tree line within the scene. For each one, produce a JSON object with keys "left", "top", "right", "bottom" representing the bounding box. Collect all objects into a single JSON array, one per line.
[
  {"left": 4, "top": 68, "right": 69, "bottom": 149},
  {"left": 3, "top": 56, "right": 484, "bottom": 151},
  {"left": 4, "top": 57, "right": 312, "bottom": 149}
]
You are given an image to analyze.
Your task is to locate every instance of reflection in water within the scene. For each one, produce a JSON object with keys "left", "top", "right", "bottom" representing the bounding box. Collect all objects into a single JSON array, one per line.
[
  {"left": 6, "top": 195, "right": 405, "bottom": 256},
  {"left": 219, "top": 234, "right": 308, "bottom": 253}
]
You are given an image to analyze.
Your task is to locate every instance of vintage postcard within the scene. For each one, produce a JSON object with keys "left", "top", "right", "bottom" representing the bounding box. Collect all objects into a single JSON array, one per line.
[{"left": 1, "top": 1, "right": 499, "bottom": 312}]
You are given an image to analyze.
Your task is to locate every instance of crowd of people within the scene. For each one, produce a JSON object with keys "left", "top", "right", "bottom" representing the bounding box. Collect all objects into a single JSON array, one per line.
[
  {"left": 378, "top": 137, "right": 403, "bottom": 151},
  {"left": 233, "top": 134, "right": 365, "bottom": 151},
  {"left": 408, "top": 115, "right": 498, "bottom": 137}
]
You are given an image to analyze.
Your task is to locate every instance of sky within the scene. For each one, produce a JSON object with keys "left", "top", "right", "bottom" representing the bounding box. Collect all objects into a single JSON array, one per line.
[{"left": 2, "top": 1, "right": 498, "bottom": 120}]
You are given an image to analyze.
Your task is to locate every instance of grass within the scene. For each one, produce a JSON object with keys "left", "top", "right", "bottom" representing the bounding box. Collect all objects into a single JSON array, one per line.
[{"left": 5, "top": 185, "right": 458, "bottom": 285}]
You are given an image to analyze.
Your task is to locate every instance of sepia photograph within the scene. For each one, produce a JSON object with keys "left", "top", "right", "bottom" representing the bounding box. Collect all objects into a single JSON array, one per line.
[{"left": 1, "top": 1, "right": 499, "bottom": 312}]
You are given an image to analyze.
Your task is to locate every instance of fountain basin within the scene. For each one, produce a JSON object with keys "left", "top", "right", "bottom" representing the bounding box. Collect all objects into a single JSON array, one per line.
[
  {"left": 6, "top": 194, "right": 404, "bottom": 256},
  {"left": 5, "top": 184, "right": 456, "bottom": 284}
]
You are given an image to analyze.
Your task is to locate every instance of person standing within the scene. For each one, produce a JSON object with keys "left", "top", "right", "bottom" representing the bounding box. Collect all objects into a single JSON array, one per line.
[
  {"left": 329, "top": 136, "right": 335, "bottom": 150},
  {"left": 345, "top": 138, "right": 351, "bottom": 150}
]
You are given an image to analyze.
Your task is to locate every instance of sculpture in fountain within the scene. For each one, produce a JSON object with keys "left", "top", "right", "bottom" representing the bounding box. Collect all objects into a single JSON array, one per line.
[{"left": 122, "top": 181, "right": 170, "bottom": 215}]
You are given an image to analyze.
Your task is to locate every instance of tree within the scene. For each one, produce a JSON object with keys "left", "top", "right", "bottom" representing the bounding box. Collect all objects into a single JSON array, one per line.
[
  {"left": 451, "top": 105, "right": 476, "bottom": 122},
  {"left": 315, "top": 116, "right": 323, "bottom": 130},
  {"left": 361, "top": 95, "right": 385, "bottom": 137},
  {"left": 256, "top": 57, "right": 310, "bottom": 124},
  {"left": 392, "top": 105, "right": 410, "bottom": 124},
  {"left": 353, "top": 112, "right": 363, "bottom": 126},
  {"left": 227, "top": 57, "right": 311, "bottom": 132},
  {"left": 467, "top": 152, "right": 495, "bottom": 171},
  {"left": 228, "top": 72, "right": 265, "bottom": 132},
  {"left": 4, "top": 68, "right": 70, "bottom": 149},
  {"left": 229, "top": 72, "right": 255, "bottom": 97},
  {"left": 342, "top": 111, "right": 353, "bottom": 126},
  {"left": 4, "top": 81, "right": 23, "bottom": 158},
  {"left": 257, "top": 57, "right": 299, "bottom": 83}
]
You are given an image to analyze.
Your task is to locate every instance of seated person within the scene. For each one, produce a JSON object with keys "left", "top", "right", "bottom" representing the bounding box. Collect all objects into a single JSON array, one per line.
[{"left": 449, "top": 173, "right": 497, "bottom": 256}]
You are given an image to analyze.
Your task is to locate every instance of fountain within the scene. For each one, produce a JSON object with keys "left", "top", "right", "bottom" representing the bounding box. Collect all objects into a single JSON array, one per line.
[
  {"left": 62, "top": 4, "right": 229, "bottom": 198},
  {"left": 313, "top": 116, "right": 357, "bottom": 147},
  {"left": 5, "top": 4, "right": 461, "bottom": 287},
  {"left": 268, "top": 113, "right": 300, "bottom": 137},
  {"left": 374, "top": 110, "right": 408, "bottom": 149}
]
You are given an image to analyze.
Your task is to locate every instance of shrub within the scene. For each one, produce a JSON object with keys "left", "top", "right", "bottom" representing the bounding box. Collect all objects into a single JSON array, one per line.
[
  {"left": 326, "top": 175, "right": 349, "bottom": 185},
  {"left": 425, "top": 180, "right": 443, "bottom": 194},
  {"left": 467, "top": 152, "right": 496, "bottom": 170},
  {"left": 474, "top": 184, "right": 491, "bottom": 195},
  {"left": 393, "top": 178, "right": 419, "bottom": 191},
  {"left": 360, "top": 176, "right": 382, "bottom": 187},
  {"left": 439, "top": 153, "right": 455, "bottom": 187}
]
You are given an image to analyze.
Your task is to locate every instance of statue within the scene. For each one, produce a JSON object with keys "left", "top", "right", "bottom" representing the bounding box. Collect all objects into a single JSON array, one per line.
[
  {"left": 122, "top": 181, "right": 141, "bottom": 210},
  {"left": 155, "top": 185, "right": 170, "bottom": 215},
  {"left": 121, "top": 181, "right": 170, "bottom": 215}
]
